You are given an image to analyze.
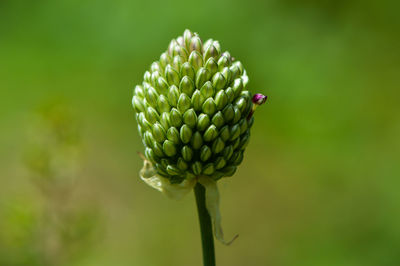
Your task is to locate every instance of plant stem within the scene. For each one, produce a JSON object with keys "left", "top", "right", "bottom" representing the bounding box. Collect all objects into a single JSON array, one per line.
[{"left": 194, "top": 182, "right": 216, "bottom": 266}]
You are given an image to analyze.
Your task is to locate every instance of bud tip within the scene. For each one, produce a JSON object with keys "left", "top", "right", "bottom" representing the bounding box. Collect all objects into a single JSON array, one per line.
[{"left": 252, "top": 93, "right": 267, "bottom": 106}]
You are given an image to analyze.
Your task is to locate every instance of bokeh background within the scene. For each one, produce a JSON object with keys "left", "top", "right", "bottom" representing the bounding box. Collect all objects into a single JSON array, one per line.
[{"left": 1, "top": 0, "right": 399, "bottom": 265}]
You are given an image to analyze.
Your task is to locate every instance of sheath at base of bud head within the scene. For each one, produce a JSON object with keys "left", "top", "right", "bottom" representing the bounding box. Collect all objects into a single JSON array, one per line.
[{"left": 132, "top": 29, "right": 267, "bottom": 184}]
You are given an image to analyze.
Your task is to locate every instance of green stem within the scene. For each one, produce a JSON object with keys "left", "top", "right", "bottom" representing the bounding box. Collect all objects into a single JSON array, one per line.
[{"left": 194, "top": 182, "right": 216, "bottom": 266}]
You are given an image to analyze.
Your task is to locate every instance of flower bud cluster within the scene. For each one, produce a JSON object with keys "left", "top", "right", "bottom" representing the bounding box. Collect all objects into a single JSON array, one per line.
[{"left": 133, "top": 30, "right": 255, "bottom": 183}]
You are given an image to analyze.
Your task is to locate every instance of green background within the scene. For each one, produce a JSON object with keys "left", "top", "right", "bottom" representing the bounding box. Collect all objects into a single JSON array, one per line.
[{"left": 1, "top": 0, "right": 399, "bottom": 265}]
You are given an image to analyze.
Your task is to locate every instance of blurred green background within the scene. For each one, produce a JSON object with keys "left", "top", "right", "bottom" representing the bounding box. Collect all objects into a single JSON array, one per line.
[{"left": 1, "top": 0, "right": 399, "bottom": 265}]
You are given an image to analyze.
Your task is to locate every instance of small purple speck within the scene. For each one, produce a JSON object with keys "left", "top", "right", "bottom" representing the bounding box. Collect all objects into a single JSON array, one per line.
[{"left": 252, "top": 93, "right": 267, "bottom": 105}]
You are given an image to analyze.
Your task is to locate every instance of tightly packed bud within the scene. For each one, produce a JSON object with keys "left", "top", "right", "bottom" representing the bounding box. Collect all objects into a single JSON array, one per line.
[{"left": 133, "top": 29, "right": 258, "bottom": 184}]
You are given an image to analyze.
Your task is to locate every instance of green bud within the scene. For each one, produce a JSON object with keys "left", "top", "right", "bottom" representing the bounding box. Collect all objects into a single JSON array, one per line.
[
  {"left": 204, "top": 44, "right": 219, "bottom": 61},
  {"left": 134, "top": 85, "right": 145, "bottom": 98},
  {"left": 142, "top": 81, "right": 151, "bottom": 91},
  {"left": 238, "top": 132, "right": 250, "bottom": 150},
  {"left": 205, "top": 57, "right": 218, "bottom": 76},
  {"left": 146, "top": 106, "right": 160, "bottom": 124},
  {"left": 212, "top": 72, "right": 226, "bottom": 91},
  {"left": 235, "top": 97, "right": 247, "bottom": 114},
  {"left": 176, "top": 36, "right": 185, "bottom": 47},
  {"left": 166, "top": 127, "right": 180, "bottom": 144},
  {"left": 242, "top": 91, "right": 253, "bottom": 114},
  {"left": 232, "top": 78, "right": 244, "bottom": 98},
  {"left": 159, "top": 52, "right": 170, "bottom": 68},
  {"left": 172, "top": 55, "right": 184, "bottom": 72},
  {"left": 132, "top": 96, "right": 145, "bottom": 113},
  {"left": 156, "top": 77, "right": 169, "bottom": 94},
  {"left": 221, "top": 166, "right": 237, "bottom": 177},
  {"left": 168, "top": 39, "right": 178, "bottom": 56},
  {"left": 163, "top": 140, "right": 177, "bottom": 157},
  {"left": 203, "top": 124, "right": 218, "bottom": 142},
  {"left": 151, "top": 71, "right": 162, "bottom": 88},
  {"left": 145, "top": 87, "right": 159, "bottom": 108},
  {"left": 174, "top": 45, "right": 189, "bottom": 61},
  {"left": 166, "top": 164, "right": 182, "bottom": 176},
  {"left": 225, "top": 87, "right": 234, "bottom": 103},
  {"left": 177, "top": 93, "right": 191, "bottom": 113},
  {"left": 170, "top": 108, "right": 183, "bottom": 127},
  {"left": 160, "top": 158, "right": 170, "bottom": 169},
  {"left": 202, "top": 163, "right": 215, "bottom": 175},
  {"left": 144, "top": 71, "right": 151, "bottom": 83},
  {"left": 239, "top": 118, "right": 248, "bottom": 134},
  {"left": 145, "top": 147, "right": 158, "bottom": 164},
  {"left": 177, "top": 157, "right": 188, "bottom": 171},
  {"left": 155, "top": 163, "right": 168, "bottom": 176},
  {"left": 203, "top": 39, "right": 213, "bottom": 53},
  {"left": 143, "top": 131, "right": 154, "bottom": 147},
  {"left": 180, "top": 124, "right": 193, "bottom": 144},
  {"left": 221, "top": 67, "right": 232, "bottom": 85},
  {"left": 222, "top": 145, "right": 233, "bottom": 160},
  {"left": 232, "top": 61, "right": 244, "bottom": 74},
  {"left": 152, "top": 141, "right": 165, "bottom": 157},
  {"left": 176, "top": 44, "right": 188, "bottom": 60},
  {"left": 189, "top": 36, "right": 202, "bottom": 52},
  {"left": 219, "top": 125, "right": 230, "bottom": 142},
  {"left": 200, "top": 145, "right": 212, "bottom": 162},
  {"left": 183, "top": 29, "right": 193, "bottom": 49},
  {"left": 179, "top": 76, "right": 195, "bottom": 96},
  {"left": 167, "top": 85, "right": 179, "bottom": 107},
  {"left": 215, "top": 90, "right": 228, "bottom": 110},
  {"left": 180, "top": 62, "right": 195, "bottom": 81},
  {"left": 191, "top": 131, "right": 203, "bottom": 150},
  {"left": 197, "top": 113, "right": 210, "bottom": 131},
  {"left": 231, "top": 137, "right": 240, "bottom": 150},
  {"left": 183, "top": 108, "right": 197, "bottom": 128},
  {"left": 195, "top": 67, "right": 210, "bottom": 89},
  {"left": 151, "top": 62, "right": 161, "bottom": 73},
  {"left": 229, "top": 65, "right": 240, "bottom": 81},
  {"left": 212, "top": 137, "right": 225, "bottom": 154},
  {"left": 191, "top": 90, "right": 205, "bottom": 111},
  {"left": 157, "top": 95, "right": 170, "bottom": 113},
  {"left": 137, "top": 125, "right": 143, "bottom": 137},
  {"left": 221, "top": 51, "right": 232, "bottom": 61},
  {"left": 138, "top": 113, "right": 152, "bottom": 131},
  {"left": 211, "top": 171, "right": 224, "bottom": 181},
  {"left": 152, "top": 122, "right": 167, "bottom": 143},
  {"left": 211, "top": 111, "right": 225, "bottom": 129},
  {"left": 192, "top": 161, "right": 202, "bottom": 175},
  {"left": 159, "top": 112, "right": 171, "bottom": 129},
  {"left": 165, "top": 65, "right": 180, "bottom": 86},
  {"left": 232, "top": 105, "right": 241, "bottom": 124},
  {"left": 202, "top": 98, "right": 217, "bottom": 116},
  {"left": 181, "top": 145, "right": 193, "bottom": 161},
  {"left": 229, "top": 124, "right": 241, "bottom": 141},
  {"left": 222, "top": 103, "right": 234, "bottom": 122},
  {"left": 212, "top": 41, "right": 221, "bottom": 54},
  {"left": 214, "top": 157, "right": 226, "bottom": 170},
  {"left": 217, "top": 55, "right": 230, "bottom": 70},
  {"left": 200, "top": 81, "right": 214, "bottom": 98},
  {"left": 228, "top": 151, "right": 240, "bottom": 164},
  {"left": 189, "top": 51, "right": 203, "bottom": 71}
]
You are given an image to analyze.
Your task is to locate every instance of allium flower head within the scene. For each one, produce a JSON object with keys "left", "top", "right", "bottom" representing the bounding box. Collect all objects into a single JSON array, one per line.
[
  {"left": 132, "top": 30, "right": 268, "bottom": 246},
  {"left": 132, "top": 29, "right": 263, "bottom": 184}
]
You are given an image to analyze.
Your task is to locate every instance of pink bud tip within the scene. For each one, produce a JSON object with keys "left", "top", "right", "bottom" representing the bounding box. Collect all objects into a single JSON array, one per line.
[{"left": 252, "top": 93, "right": 267, "bottom": 105}]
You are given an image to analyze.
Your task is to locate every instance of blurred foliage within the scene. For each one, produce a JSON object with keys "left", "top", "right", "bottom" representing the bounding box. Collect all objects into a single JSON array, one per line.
[
  {"left": 0, "top": 0, "right": 399, "bottom": 265},
  {"left": 0, "top": 102, "right": 100, "bottom": 266}
]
